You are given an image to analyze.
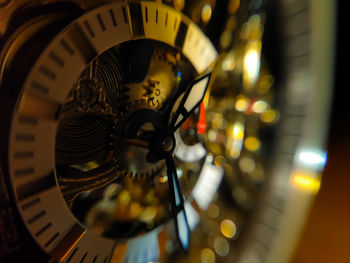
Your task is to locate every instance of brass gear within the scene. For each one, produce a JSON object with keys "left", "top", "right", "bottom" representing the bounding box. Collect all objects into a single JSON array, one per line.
[
  {"left": 125, "top": 47, "right": 178, "bottom": 110},
  {"left": 117, "top": 47, "right": 181, "bottom": 178}
]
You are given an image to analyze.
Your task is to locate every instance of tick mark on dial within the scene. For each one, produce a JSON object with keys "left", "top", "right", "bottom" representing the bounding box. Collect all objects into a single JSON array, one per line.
[
  {"left": 49, "top": 51, "right": 65, "bottom": 67},
  {"left": 39, "top": 65, "right": 56, "bottom": 80},
  {"left": 21, "top": 198, "right": 40, "bottom": 210},
  {"left": 109, "top": 9, "right": 117, "bottom": 26},
  {"left": 15, "top": 134, "right": 35, "bottom": 142},
  {"left": 35, "top": 222, "right": 52, "bottom": 237},
  {"left": 60, "top": 39, "right": 75, "bottom": 56},
  {"left": 14, "top": 151, "right": 34, "bottom": 159},
  {"left": 80, "top": 252, "right": 88, "bottom": 263},
  {"left": 18, "top": 115, "right": 38, "bottom": 125},
  {"left": 122, "top": 6, "right": 128, "bottom": 23},
  {"left": 14, "top": 167, "right": 34, "bottom": 177},
  {"left": 97, "top": 14, "right": 106, "bottom": 32},
  {"left": 83, "top": 20, "right": 95, "bottom": 38},
  {"left": 28, "top": 210, "right": 45, "bottom": 224},
  {"left": 44, "top": 232, "right": 60, "bottom": 248},
  {"left": 66, "top": 247, "right": 79, "bottom": 263}
]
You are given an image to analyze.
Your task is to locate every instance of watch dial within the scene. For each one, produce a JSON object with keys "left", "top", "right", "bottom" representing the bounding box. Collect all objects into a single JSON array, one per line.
[{"left": 0, "top": 0, "right": 334, "bottom": 263}]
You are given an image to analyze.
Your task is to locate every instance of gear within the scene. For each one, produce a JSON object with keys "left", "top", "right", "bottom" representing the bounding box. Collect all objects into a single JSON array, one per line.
[
  {"left": 57, "top": 47, "right": 181, "bottom": 180},
  {"left": 115, "top": 47, "right": 181, "bottom": 178},
  {"left": 125, "top": 48, "right": 178, "bottom": 110},
  {"left": 111, "top": 97, "right": 166, "bottom": 179}
]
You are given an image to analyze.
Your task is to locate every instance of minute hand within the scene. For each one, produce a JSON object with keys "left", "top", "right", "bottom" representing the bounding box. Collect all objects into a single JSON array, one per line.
[
  {"left": 165, "top": 71, "right": 212, "bottom": 251},
  {"left": 169, "top": 72, "right": 212, "bottom": 132}
]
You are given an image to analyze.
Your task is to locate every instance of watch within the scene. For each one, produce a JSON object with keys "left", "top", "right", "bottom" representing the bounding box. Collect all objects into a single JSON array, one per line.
[{"left": 0, "top": 0, "right": 335, "bottom": 263}]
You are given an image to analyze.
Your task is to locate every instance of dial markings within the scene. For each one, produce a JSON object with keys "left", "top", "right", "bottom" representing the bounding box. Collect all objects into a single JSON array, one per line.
[
  {"left": 182, "top": 24, "right": 217, "bottom": 72},
  {"left": 35, "top": 222, "right": 53, "bottom": 237},
  {"left": 122, "top": 6, "right": 128, "bottom": 23},
  {"left": 109, "top": 9, "right": 117, "bottom": 26},
  {"left": 66, "top": 24, "right": 97, "bottom": 64},
  {"left": 60, "top": 39, "right": 75, "bottom": 56},
  {"left": 14, "top": 167, "right": 34, "bottom": 177},
  {"left": 18, "top": 115, "right": 38, "bottom": 126},
  {"left": 50, "top": 223, "right": 86, "bottom": 263},
  {"left": 9, "top": 2, "right": 219, "bottom": 259},
  {"left": 15, "top": 133, "right": 35, "bottom": 142},
  {"left": 39, "top": 65, "right": 56, "bottom": 80},
  {"left": 83, "top": 20, "right": 95, "bottom": 38},
  {"left": 145, "top": 6, "right": 148, "bottom": 22},
  {"left": 66, "top": 247, "right": 79, "bottom": 263},
  {"left": 21, "top": 197, "right": 40, "bottom": 210},
  {"left": 175, "top": 21, "right": 188, "bottom": 50},
  {"left": 97, "top": 14, "right": 106, "bottom": 32},
  {"left": 13, "top": 150, "right": 34, "bottom": 159},
  {"left": 44, "top": 232, "right": 60, "bottom": 248},
  {"left": 31, "top": 80, "right": 49, "bottom": 94},
  {"left": 16, "top": 172, "right": 56, "bottom": 201},
  {"left": 49, "top": 51, "right": 65, "bottom": 67},
  {"left": 18, "top": 90, "right": 61, "bottom": 120},
  {"left": 80, "top": 252, "right": 88, "bottom": 263},
  {"left": 128, "top": 3, "right": 144, "bottom": 38},
  {"left": 27, "top": 210, "right": 45, "bottom": 224}
]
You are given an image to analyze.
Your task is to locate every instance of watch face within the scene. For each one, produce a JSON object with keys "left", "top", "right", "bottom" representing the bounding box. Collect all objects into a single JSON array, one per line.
[{"left": 0, "top": 0, "right": 335, "bottom": 263}]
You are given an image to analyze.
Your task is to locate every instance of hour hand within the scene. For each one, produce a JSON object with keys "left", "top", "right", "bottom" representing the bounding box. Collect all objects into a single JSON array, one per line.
[
  {"left": 165, "top": 153, "right": 190, "bottom": 251},
  {"left": 169, "top": 72, "right": 212, "bottom": 132}
]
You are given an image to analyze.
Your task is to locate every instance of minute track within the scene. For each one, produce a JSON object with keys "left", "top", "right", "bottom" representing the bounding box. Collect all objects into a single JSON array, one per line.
[{"left": 6, "top": 1, "right": 217, "bottom": 262}]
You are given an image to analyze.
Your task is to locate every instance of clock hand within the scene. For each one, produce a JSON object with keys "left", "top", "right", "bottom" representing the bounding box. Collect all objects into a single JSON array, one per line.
[
  {"left": 124, "top": 72, "right": 212, "bottom": 139},
  {"left": 162, "top": 71, "right": 212, "bottom": 251},
  {"left": 123, "top": 71, "right": 212, "bottom": 251},
  {"left": 165, "top": 152, "right": 190, "bottom": 251},
  {"left": 169, "top": 72, "right": 212, "bottom": 132}
]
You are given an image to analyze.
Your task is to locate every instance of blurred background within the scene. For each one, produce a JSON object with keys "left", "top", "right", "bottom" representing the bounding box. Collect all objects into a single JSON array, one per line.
[{"left": 291, "top": 4, "right": 348, "bottom": 262}]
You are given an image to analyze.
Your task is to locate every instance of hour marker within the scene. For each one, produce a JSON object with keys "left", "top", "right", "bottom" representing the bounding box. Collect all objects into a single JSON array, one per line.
[
  {"left": 18, "top": 90, "right": 61, "bottom": 120},
  {"left": 60, "top": 39, "right": 74, "bottom": 56},
  {"left": 145, "top": 7, "right": 148, "bottom": 22},
  {"left": 14, "top": 167, "right": 34, "bottom": 177},
  {"left": 18, "top": 115, "right": 38, "bottom": 126},
  {"left": 21, "top": 198, "right": 40, "bottom": 210},
  {"left": 16, "top": 172, "right": 56, "bottom": 201},
  {"left": 31, "top": 81, "right": 49, "bottom": 94},
  {"left": 103, "top": 257, "right": 108, "bottom": 263},
  {"left": 44, "top": 232, "right": 60, "bottom": 248},
  {"left": 15, "top": 134, "right": 35, "bottom": 142},
  {"left": 14, "top": 151, "right": 34, "bottom": 159},
  {"left": 66, "top": 24, "right": 97, "bottom": 63},
  {"left": 165, "top": 12, "right": 168, "bottom": 26},
  {"left": 39, "top": 65, "right": 56, "bottom": 80},
  {"left": 83, "top": 20, "right": 95, "bottom": 38},
  {"left": 50, "top": 223, "right": 86, "bottom": 262},
  {"left": 97, "top": 14, "right": 106, "bottom": 31},
  {"left": 174, "top": 18, "right": 178, "bottom": 31},
  {"left": 80, "top": 252, "right": 88, "bottom": 263},
  {"left": 92, "top": 256, "right": 98, "bottom": 263},
  {"left": 122, "top": 6, "right": 128, "bottom": 23},
  {"left": 49, "top": 51, "right": 65, "bottom": 67},
  {"left": 66, "top": 247, "right": 79, "bottom": 263},
  {"left": 175, "top": 22, "right": 188, "bottom": 50},
  {"left": 35, "top": 222, "right": 52, "bottom": 237},
  {"left": 28, "top": 210, "right": 46, "bottom": 224},
  {"left": 129, "top": 3, "right": 144, "bottom": 37},
  {"left": 109, "top": 9, "right": 117, "bottom": 26},
  {"left": 156, "top": 9, "right": 158, "bottom": 23}
]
